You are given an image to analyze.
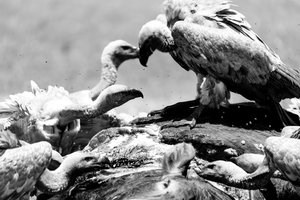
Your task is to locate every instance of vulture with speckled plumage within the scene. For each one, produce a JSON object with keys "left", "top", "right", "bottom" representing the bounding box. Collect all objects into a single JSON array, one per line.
[{"left": 138, "top": 0, "right": 300, "bottom": 127}]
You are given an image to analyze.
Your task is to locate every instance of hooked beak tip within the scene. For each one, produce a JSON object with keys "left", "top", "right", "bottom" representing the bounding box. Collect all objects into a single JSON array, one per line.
[
  {"left": 139, "top": 57, "right": 148, "bottom": 67},
  {"left": 134, "top": 90, "right": 144, "bottom": 99}
]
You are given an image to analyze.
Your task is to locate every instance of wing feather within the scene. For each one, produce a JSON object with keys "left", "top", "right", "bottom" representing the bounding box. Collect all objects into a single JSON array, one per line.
[
  {"left": 265, "top": 137, "right": 300, "bottom": 185},
  {"left": 213, "top": 7, "right": 279, "bottom": 59},
  {"left": 0, "top": 141, "right": 52, "bottom": 199},
  {"left": 172, "top": 21, "right": 300, "bottom": 102},
  {"left": 159, "top": 0, "right": 300, "bottom": 103},
  {"left": 164, "top": 0, "right": 275, "bottom": 57},
  {"left": 0, "top": 129, "right": 21, "bottom": 153}
]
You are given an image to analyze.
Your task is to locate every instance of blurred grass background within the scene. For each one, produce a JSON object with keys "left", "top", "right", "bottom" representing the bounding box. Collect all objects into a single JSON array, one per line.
[{"left": 0, "top": 0, "right": 299, "bottom": 115}]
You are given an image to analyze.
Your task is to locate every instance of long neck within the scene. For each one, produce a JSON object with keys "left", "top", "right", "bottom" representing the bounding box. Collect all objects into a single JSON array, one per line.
[
  {"left": 90, "top": 55, "right": 119, "bottom": 100},
  {"left": 225, "top": 170, "right": 273, "bottom": 190},
  {"left": 36, "top": 166, "right": 74, "bottom": 194},
  {"left": 202, "top": 161, "right": 274, "bottom": 190},
  {"left": 220, "top": 157, "right": 274, "bottom": 190}
]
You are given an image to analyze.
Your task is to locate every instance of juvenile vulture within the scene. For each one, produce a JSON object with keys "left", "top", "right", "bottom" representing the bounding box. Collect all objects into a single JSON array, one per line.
[{"left": 138, "top": 0, "right": 300, "bottom": 127}]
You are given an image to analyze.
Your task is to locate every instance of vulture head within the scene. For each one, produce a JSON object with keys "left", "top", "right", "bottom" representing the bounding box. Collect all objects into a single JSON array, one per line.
[
  {"left": 138, "top": 16, "right": 175, "bottom": 67},
  {"left": 101, "top": 40, "right": 139, "bottom": 68}
]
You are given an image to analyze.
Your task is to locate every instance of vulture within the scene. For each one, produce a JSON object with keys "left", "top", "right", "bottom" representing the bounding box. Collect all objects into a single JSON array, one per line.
[
  {"left": 128, "top": 143, "right": 235, "bottom": 200},
  {"left": 0, "top": 140, "right": 108, "bottom": 200},
  {"left": 60, "top": 130, "right": 234, "bottom": 199},
  {"left": 138, "top": 0, "right": 300, "bottom": 127},
  {"left": 0, "top": 81, "right": 142, "bottom": 154},
  {"left": 194, "top": 136, "right": 300, "bottom": 197},
  {"left": 71, "top": 39, "right": 140, "bottom": 103},
  {"left": 0, "top": 40, "right": 142, "bottom": 154}
]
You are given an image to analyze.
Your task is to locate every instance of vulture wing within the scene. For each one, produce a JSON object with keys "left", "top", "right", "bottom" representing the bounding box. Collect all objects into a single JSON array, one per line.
[{"left": 0, "top": 142, "right": 52, "bottom": 199}]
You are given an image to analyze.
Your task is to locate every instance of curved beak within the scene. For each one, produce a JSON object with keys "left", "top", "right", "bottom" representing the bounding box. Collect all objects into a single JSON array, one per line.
[
  {"left": 139, "top": 39, "right": 154, "bottom": 67},
  {"left": 138, "top": 19, "right": 174, "bottom": 67},
  {"left": 97, "top": 85, "right": 144, "bottom": 112},
  {"left": 138, "top": 20, "right": 161, "bottom": 68},
  {"left": 121, "top": 46, "right": 140, "bottom": 60}
]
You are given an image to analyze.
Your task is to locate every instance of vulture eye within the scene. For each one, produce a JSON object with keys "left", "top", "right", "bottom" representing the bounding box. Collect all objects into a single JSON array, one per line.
[
  {"left": 121, "top": 46, "right": 131, "bottom": 50},
  {"left": 84, "top": 156, "right": 95, "bottom": 162},
  {"left": 206, "top": 164, "right": 215, "bottom": 169}
]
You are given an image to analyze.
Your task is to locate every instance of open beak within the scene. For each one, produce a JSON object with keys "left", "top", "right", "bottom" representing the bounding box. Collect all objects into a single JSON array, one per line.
[{"left": 138, "top": 19, "right": 174, "bottom": 67}]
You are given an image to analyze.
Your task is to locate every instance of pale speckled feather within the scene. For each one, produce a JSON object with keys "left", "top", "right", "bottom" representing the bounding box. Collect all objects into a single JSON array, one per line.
[
  {"left": 0, "top": 83, "right": 70, "bottom": 121},
  {"left": 264, "top": 137, "right": 300, "bottom": 186},
  {"left": 0, "top": 128, "right": 21, "bottom": 151},
  {"left": 164, "top": 0, "right": 273, "bottom": 54},
  {"left": 163, "top": 0, "right": 233, "bottom": 72},
  {"left": 0, "top": 83, "right": 73, "bottom": 149},
  {"left": 172, "top": 21, "right": 275, "bottom": 83},
  {"left": 0, "top": 91, "right": 34, "bottom": 117},
  {"left": 0, "top": 141, "right": 52, "bottom": 200},
  {"left": 163, "top": 0, "right": 231, "bottom": 26}
]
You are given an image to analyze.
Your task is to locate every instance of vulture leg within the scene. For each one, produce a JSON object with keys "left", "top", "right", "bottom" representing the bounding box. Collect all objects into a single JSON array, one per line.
[
  {"left": 273, "top": 101, "right": 300, "bottom": 126},
  {"left": 148, "top": 99, "right": 205, "bottom": 129},
  {"left": 149, "top": 75, "right": 230, "bottom": 129}
]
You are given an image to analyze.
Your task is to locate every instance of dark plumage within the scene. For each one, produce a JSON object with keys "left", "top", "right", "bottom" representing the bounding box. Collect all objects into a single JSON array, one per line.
[
  {"left": 67, "top": 143, "right": 235, "bottom": 200},
  {"left": 128, "top": 143, "right": 235, "bottom": 200},
  {"left": 138, "top": 0, "right": 300, "bottom": 126}
]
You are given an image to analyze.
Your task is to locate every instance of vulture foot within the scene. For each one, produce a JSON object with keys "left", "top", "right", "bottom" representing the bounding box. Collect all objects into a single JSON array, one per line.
[
  {"left": 148, "top": 99, "right": 199, "bottom": 118},
  {"left": 149, "top": 100, "right": 206, "bottom": 129}
]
